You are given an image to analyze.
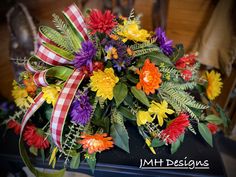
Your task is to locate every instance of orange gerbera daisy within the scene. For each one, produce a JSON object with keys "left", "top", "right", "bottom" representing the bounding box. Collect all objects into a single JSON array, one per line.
[
  {"left": 136, "top": 59, "right": 162, "bottom": 95},
  {"left": 79, "top": 133, "right": 114, "bottom": 154}
]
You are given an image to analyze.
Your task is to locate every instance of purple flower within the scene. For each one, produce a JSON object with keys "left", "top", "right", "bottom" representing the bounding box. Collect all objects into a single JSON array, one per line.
[
  {"left": 155, "top": 27, "right": 173, "bottom": 56},
  {"left": 70, "top": 91, "right": 92, "bottom": 125},
  {"left": 102, "top": 38, "right": 132, "bottom": 71},
  {"left": 72, "top": 41, "right": 96, "bottom": 71}
]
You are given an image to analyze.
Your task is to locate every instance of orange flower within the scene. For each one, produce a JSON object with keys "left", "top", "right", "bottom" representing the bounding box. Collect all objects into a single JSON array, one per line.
[
  {"left": 23, "top": 75, "right": 37, "bottom": 95},
  {"left": 79, "top": 133, "right": 114, "bottom": 154},
  {"left": 136, "top": 59, "right": 162, "bottom": 95}
]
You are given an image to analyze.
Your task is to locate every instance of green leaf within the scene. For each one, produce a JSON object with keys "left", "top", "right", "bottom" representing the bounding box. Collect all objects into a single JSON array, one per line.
[
  {"left": 171, "top": 44, "right": 184, "bottom": 62},
  {"left": 118, "top": 106, "right": 136, "bottom": 120},
  {"left": 46, "top": 66, "right": 73, "bottom": 82},
  {"left": 151, "top": 138, "right": 165, "bottom": 147},
  {"left": 40, "top": 149, "right": 45, "bottom": 162},
  {"left": 44, "top": 43, "right": 74, "bottom": 60},
  {"left": 205, "top": 114, "right": 223, "bottom": 125},
  {"left": 29, "top": 146, "right": 38, "bottom": 156},
  {"left": 131, "top": 87, "right": 150, "bottom": 107},
  {"left": 110, "top": 123, "right": 130, "bottom": 153},
  {"left": 179, "top": 134, "right": 185, "bottom": 142},
  {"left": 198, "top": 123, "right": 213, "bottom": 147},
  {"left": 19, "top": 138, "right": 65, "bottom": 177},
  {"left": 126, "top": 73, "right": 139, "bottom": 84},
  {"left": 171, "top": 139, "right": 181, "bottom": 154},
  {"left": 113, "top": 82, "right": 128, "bottom": 107},
  {"left": 86, "top": 153, "right": 96, "bottom": 174},
  {"left": 144, "top": 51, "right": 173, "bottom": 66},
  {"left": 216, "top": 104, "right": 230, "bottom": 127},
  {"left": 70, "top": 153, "right": 80, "bottom": 169}
]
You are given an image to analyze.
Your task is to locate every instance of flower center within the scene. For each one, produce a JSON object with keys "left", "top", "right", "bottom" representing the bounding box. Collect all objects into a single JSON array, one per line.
[{"left": 143, "top": 71, "right": 153, "bottom": 82}]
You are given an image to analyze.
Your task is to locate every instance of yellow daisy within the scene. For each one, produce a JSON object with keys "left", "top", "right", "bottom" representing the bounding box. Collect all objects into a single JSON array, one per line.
[
  {"left": 205, "top": 70, "right": 223, "bottom": 100},
  {"left": 42, "top": 85, "right": 61, "bottom": 106},
  {"left": 148, "top": 100, "right": 174, "bottom": 126},
  {"left": 136, "top": 110, "right": 153, "bottom": 126},
  {"left": 117, "top": 20, "right": 150, "bottom": 42},
  {"left": 12, "top": 80, "right": 34, "bottom": 108},
  {"left": 90, "top": 68, "right": 119, "bottom": 100}
]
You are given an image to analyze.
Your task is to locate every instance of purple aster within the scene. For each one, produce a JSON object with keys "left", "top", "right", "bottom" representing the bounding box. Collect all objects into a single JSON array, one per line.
[
  {"left": 72, "top": 41, "right": 96, "bottom": 71},
  {"left": 70, "top": 91, "right": 92, "bottom": 125},
  {"left": 155, "top": 27, "right": 173, "bottom": 56},
  {"left": 102, "top": 38, "right": 132, "bottom": 71}
]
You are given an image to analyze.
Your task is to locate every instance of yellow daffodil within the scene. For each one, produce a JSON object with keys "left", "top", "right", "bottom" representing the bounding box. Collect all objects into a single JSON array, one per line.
[
  {"left": 90, "top": 68, "right": 119, "bottom": 100},
  {"left": 42, "top": 85, "right": 61, "bottom": 106},
  {"left": 205, "top": 70, "right": 223, "bottom": 100},
  {"left": 148, "top": 100, "right": 174, "bottom": 126},
  {"left": 136, "top": 110, "right": 153, "bottom": 126},
  {"left": 12, "top": 81, "right": 34, "bottom": 108},
  {"left": 145, "top": 138, "right": 156, "bottom": 154},
  {"left": 117, "top": 21, "right": 150, "bottom": 42}
]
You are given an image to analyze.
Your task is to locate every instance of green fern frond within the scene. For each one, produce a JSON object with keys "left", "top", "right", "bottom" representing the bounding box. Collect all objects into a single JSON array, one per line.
[
  {"left": 159, "top": 82, "right": 208, "bottom": 120},
  {"left": 130, "top": 38, "right": 157, "bottom": 51},
  {"left": 134, "top": 47, "right": 159, "bottom": 57},
  {"left": 159, "top": 67, "right": 180, "bottom": 78},
  {"left": 40, "top": 26, "right": 73, "bottom": 52},
  {"left": 52, "top": 14, "right": 75, "bottom": 51},
  {"left": 111, "top": 109, "right": 124, "bottom": 126},
  {"left": 188, "top": 124, "right": 196, "bottom": 134},
  {"left": 128, "top": 8, "right": 135, "bottom": 20}
]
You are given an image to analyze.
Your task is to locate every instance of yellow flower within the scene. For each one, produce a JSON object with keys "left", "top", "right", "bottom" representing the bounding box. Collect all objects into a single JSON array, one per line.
[
  {"left": 136, "top": 110, "right": 153, "bottom": 126},
  {"left": 117, "top": 21, "right": 150, "bottom": 42},
  {"left": 12, "top": 81, "right": 34, "bottom": 108},
  {"left": 90, "top": 68, "right": 119, "bottom": 100},
  {"left": 42, "top": 85, "right": 61, "bottom": 106},
  {"left": 205, "top": 70, "right": 223, "bottom": 100},
  {"left": 148, "top": 100, "right": 174, "bottom": 126},
  {"left": 145, "top": 138, "right": 156, "bottom": 154}
]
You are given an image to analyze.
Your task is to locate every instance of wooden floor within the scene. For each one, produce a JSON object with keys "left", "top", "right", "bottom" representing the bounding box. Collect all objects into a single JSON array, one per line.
[{"left": 0, "top": 0, "right": 216, "bottom": 100}]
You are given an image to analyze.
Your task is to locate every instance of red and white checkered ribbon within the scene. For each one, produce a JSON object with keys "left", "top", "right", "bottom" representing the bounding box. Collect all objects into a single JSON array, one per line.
[
  {"left": 33, "top": 70, "right": 49, "bottom": 87},
  {"left": 38, "top": 29, "right": 52, "bottom": 45},
  {"left": 63, "top": 3, "right": 89, "bottom": 41},
  {"left": 50, "top": 69, "right": 84, "bottom": 149},
  {"left": 35, "top": 45, "right": 70, "bottom": 66},
  {"left": 25, "top": 59, "right": 39, "bottom": 73},
  {"left": 20, "top": 92, "right": 45, "bottom": 134}
]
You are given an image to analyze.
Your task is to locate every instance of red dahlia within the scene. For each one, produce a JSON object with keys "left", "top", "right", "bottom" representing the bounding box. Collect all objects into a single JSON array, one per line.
[
  {"left": 207, "top": 123, "right": 218, "bottom": 134},
  {"left": 7, "top": 119, "right": 21, "bottom": 135},
  {"left": 160, "top": 113, "right": 190, "bottom": 144},
  {"left": 87, "top": 9, "right": 117, "bottom": 34},
  {"left": 23, "top": 124, "right": 50, "bottom": 149},
  {"left": 175, "top": 54, "right": 197, "bottom": 69}
]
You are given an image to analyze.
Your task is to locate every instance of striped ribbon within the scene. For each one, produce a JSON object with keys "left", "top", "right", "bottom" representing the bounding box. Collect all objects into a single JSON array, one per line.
[
  {"left": 33, "top": 70, "right": 49, "bottom": 87},
  {"left": 25, "top": 59, "right": 39, "bottom": 73},
  {"left": 50, "top": 69, "right": 84, "bottom": 149},
  {"left": 63, "top": 3, "right": 89, "bottom": 41},
  {"left": 20, "top": 92, "right": 45, "bottom": 134},
  {"left": 35, "top": 45, "right": 69, "bottom": 66},
  {"left": 38, "top": 26, "right": 55, "bottom": 45},
  {"left": 22, "top": 3, "right": 88, "bottom": 149}
]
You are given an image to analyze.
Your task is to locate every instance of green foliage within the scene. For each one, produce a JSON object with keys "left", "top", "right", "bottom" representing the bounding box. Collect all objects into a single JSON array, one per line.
[
  {"left": 29, "top": 146, "right": 38, "bottom": 156},
  {"left": 131, "top": 87, "right": 150, "bottom": 107},
  {"left": 118, "top": 106, "right": 136, "bottom": 121},
  {"left": 113, "top": 82, "right": 128, "bottom": 107},
  {"left": 40, "top": 26, "right": 74, "bottom": 52},
  {"left": 151, "top": 138, "right": 165, "bottom": 148},
  {"left": 159, "top": 67, "right": 180, "bottom": 78},
  {"left": 171, "top": 44, "right": 184, "bottom": 62},
  {"left": 70, "top": 153, "right": 80, "bottom": 169},
  {"left": 86, "top": 153, "right": 96, "bottom": 173},
  {"left": 130, "top": 38, "right": 156, "bottom": 51},
  {"left": 216, "top": 104, "right": 230, "bottom": 127},
  {"left": 44, "top": 43, "right": 74, "bottom": 60},
  {"left": 134, "top": 47, "right": 159, "bottom": 57},
  {"left": 205, "top": 114, "right": 223, "bottom": 125},
  {"left": 198, "top": 123, "right": 213, "bottom": 147},
  {"left": 171, "top": 139, "right": 181, "bottom": 154},
  {"left": 110, "top": 109, "right": 130, "bottom": 153},
  {"left": 159, "top": 82, "right": 208, "bottom": 119},
  {"left": 143, "top": 51, "right": 173, "bottom": 66},
  {"left": 188, "top": 124, "right": 196, "bottom": 135}
]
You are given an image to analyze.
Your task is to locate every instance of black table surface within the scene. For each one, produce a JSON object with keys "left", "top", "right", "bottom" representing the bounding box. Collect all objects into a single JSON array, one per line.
[{"left": 0, "top": 122, "right": 226, "bottom": 177}]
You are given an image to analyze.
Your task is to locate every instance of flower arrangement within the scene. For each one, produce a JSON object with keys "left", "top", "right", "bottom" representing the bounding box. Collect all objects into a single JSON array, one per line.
[{"left": 6, "top": 4, "right": 229, "bottom": 176}]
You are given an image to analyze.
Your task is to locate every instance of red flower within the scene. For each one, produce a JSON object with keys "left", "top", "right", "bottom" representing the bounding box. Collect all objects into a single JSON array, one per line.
[
  {"left": 207, "top": 123, "right": 218, "bottom": 134},
  {"left": 181, "top": 69, "right": 192, "bottom": 81},
  {"left": 23, "top": 124, "right": 50, "bottom": 149},
  {"left": 175, "top": 54, "right": 197, "bottom": 69},
  {"left": 7, "top": 119, "right": 21, "bottom": 135},
  {"left": 160, "top": 113, "right": 190, "bottom": 144},
  {"left": 81, "top": 61, "right": 104, "bottom": 78},
  {"left": 87, "top": 9, "right": 117, "bottom": 34}
]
